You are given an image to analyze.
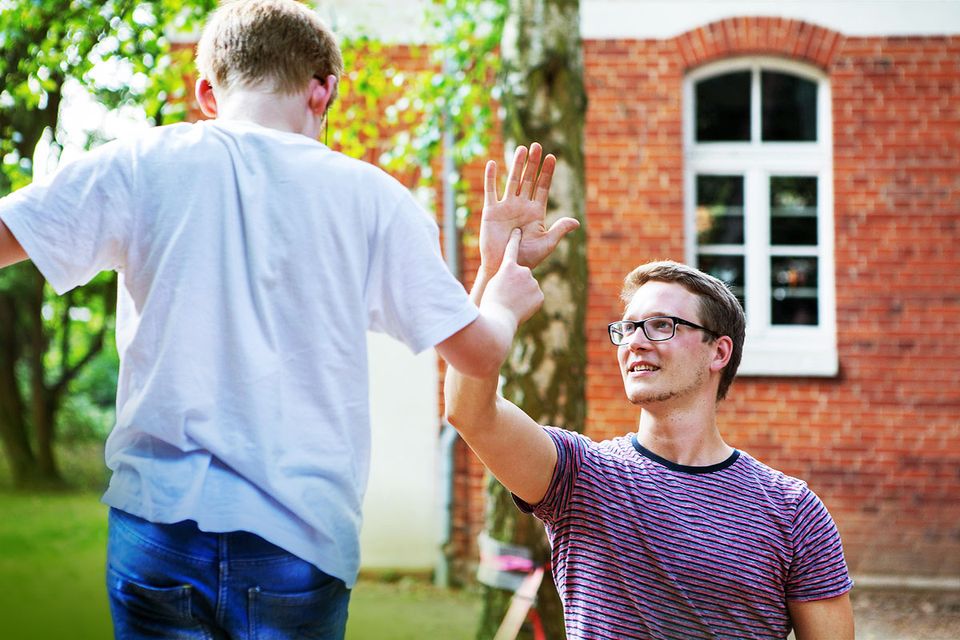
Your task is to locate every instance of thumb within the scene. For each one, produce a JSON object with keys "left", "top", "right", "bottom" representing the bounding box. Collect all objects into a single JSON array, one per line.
[
  {"left": 503, "top": 228, "right": 522, "bottom": 264},
  {"left": 546, "top": 217, "right": 581, "bottom": 249}
]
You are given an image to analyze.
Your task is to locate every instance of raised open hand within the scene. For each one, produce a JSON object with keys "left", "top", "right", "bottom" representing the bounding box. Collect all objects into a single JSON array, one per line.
[{"left": 479, "top": 143, "right": 580, "bottom": 277}]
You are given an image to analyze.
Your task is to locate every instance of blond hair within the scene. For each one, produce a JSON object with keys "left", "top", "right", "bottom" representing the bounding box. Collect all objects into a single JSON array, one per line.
[
  {"left": 196, "top": 0, "right": 343, "bottom": 101},
  {"left": 621, "top": 261, "right": 746, "bottom": 401}
]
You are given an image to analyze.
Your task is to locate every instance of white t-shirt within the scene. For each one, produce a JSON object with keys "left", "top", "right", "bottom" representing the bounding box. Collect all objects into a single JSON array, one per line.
[{"left": 0, "top": 119, "right": 478, "bottom": 586}]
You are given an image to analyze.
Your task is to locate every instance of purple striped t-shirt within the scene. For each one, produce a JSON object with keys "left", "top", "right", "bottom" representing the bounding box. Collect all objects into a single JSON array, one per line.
[{"left": 517, "top": 427, "right": 853, "bottom": 639}]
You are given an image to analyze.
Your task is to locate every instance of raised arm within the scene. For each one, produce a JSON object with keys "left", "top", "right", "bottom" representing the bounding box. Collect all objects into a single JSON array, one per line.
[
  {"left": 0, "top": 219, "right": 28, "bottom": 268},
  {"left": 441, "top": 143, "right": 579, "bottom": 505},
  {"left": 443, "top": 231, "right": 558, "bottom": 505}
]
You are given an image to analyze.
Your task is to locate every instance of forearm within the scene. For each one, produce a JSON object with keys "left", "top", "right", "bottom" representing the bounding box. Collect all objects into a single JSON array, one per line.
[
  {"left": 0, "top": 218, "right": 28, "bottom": 268},
  {"left": 444, "top": 269, "right": 508, "bottom": 427}
]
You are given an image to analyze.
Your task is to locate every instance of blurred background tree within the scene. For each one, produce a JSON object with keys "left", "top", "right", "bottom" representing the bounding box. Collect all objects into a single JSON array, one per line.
[{"left": 0, "top": 0, "right": 218, "bottom": 489}]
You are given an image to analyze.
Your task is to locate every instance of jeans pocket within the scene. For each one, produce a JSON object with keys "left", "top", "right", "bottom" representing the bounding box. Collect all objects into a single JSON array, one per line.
[
  {"left": 248, "top": 576, "right": 349, "bottom": 640},
  {"left": 107, "top": 566, "right": 207, "bottom": 638}
]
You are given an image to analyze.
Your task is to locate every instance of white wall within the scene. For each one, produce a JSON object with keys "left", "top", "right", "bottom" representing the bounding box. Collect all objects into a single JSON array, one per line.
[
  {"left": 361, "top": 332, "right": 441, "bottom": 570},
  {"left": 317, "top": 0, "right": 960, "bottom": 41}
]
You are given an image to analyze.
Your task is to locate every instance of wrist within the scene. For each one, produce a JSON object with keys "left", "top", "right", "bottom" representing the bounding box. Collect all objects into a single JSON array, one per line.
[{"left": 470, "top": 268, "right": 494, "bottom": 305}]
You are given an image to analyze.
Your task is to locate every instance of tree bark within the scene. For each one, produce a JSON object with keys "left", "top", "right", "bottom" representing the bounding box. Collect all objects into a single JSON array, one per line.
[
  {"left": 0, "top": 288, "right": 36, "bottom": 486},
  {"left": 480, "top": 1, "right": 588, "bottom": 638}
]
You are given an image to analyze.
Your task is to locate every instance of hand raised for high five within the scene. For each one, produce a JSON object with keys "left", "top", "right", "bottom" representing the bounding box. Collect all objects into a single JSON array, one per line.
[{"left": 479, "top": 143, "right": 580, "bottom": 277}]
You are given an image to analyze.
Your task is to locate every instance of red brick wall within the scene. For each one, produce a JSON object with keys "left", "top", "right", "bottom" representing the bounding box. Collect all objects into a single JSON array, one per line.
[
  {"left": 311, "top": 25, "right": 958, "bottom": 580},
  {"left": 443, "top": 19, "right": 960, "bottom": 580}
]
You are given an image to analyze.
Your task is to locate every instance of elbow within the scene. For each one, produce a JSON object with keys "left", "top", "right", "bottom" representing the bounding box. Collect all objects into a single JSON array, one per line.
[
  {"left": 443, "top": 401, "right": 478, "bottom": 438},
  {"left": 442, "top": 385, "right": 495, "bottom": 438},
  {"left": 442, "top": 340, "right": 505, "bottom": 380},
  {"left": 454, "top": 356, "right": 503, "bottom": 380}
]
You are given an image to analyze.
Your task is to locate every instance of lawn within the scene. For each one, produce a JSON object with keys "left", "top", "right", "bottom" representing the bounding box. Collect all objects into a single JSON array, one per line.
[{"left": 0, "top": 491, "right": 480, "bottom": 640}]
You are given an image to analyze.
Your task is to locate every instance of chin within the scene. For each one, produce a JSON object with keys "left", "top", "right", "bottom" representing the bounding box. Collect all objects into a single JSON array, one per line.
[{"left": 625, "top": 385, "right": 678, "bottom": 405}]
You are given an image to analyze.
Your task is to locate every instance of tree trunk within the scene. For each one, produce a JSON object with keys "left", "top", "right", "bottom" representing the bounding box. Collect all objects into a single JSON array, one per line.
[
  {"left": 0, "top": 290, "right": 37, "bottom": 486},
  {"left": 480, "top": 1, "right": 587, "bottom": 638},
  {"left": 25, "top": 268, "right": 64, "bottom": 488}
]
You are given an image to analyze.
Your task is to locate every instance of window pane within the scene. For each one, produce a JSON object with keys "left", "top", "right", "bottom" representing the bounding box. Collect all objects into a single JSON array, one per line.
[
  {"left": 697, "top": 175, "right": 744, "bottom": 245},
  {"left": 771, "top": 257, "right": 818, "bottom": 325},
  {"left": 696, "top": 71, "right": 751, "bottom": 141},
  {"left": 770, "top": 176, "right": 818, "bottom": 245},
  {"left": 697, "top": 254, "right": 746, "bottom": 312},
  {"left": 761, "top": 71, "right": 817, "bottom": 141}
]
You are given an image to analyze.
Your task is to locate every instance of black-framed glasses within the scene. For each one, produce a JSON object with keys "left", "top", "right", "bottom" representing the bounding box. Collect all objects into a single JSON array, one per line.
[{"left": 607, "top": 316, "right": 718, "bottom": 346}]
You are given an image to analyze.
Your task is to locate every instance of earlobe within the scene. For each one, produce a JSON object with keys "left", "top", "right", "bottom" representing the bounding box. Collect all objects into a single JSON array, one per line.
[{"left": 195, "top": 78, "right": 218, "bottom": 118}]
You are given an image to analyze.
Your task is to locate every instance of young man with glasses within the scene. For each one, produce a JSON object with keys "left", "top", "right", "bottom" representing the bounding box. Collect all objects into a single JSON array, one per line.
[
  {"left": 446, "top": 167, "right": 855, "bottom": 638},
  {"left": 0, "top": 1, "right": 573, "bottom": 637}
]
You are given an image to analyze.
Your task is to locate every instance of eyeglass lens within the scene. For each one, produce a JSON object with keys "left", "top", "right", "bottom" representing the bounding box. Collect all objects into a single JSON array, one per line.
[{"left": 611, "top": 317, "right": 677, "bottom": 344}]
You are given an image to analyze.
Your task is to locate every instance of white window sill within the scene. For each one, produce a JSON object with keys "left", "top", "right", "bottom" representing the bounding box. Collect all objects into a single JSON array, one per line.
[{"left": 738, "top": 331, "right": 838, "bottom": 377}]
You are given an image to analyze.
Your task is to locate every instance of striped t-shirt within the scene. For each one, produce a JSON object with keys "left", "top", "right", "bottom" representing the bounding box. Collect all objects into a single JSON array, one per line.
[{"left": 517, "top": 427, "right": 853, "bottom": 639}]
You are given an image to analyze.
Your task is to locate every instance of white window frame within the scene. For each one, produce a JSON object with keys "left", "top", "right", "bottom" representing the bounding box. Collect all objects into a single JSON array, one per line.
[{"left": 683, "top": 57, "right": 838, "bottom": 376}]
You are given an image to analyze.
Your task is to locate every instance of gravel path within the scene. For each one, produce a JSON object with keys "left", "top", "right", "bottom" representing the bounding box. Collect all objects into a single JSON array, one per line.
[{"left": 851, "top": 587, "right": 960, "bottom": 640}]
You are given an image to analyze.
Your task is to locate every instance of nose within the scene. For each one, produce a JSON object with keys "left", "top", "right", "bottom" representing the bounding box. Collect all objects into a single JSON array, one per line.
[{"left": 625, "top": 326, "right": 654, "bottom": 351}]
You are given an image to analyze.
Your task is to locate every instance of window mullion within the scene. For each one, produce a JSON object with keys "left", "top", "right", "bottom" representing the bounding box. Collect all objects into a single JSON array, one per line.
[{"left": 745, "top": 166, "right": 770, "bottom": 331}]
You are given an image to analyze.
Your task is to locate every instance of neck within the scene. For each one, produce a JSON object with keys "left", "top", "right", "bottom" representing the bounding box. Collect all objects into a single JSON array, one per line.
[
  {"left": 216, "top": 87, "right": 322, "bottom": 139},
  {"left": 635, "top": 399, "right": 731, "bottom": 467}
]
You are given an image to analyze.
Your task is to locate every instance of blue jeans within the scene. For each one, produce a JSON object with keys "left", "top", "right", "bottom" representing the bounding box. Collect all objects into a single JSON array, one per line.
[{"left": 106, "top": 508, "right": 350, "bottom": 639}]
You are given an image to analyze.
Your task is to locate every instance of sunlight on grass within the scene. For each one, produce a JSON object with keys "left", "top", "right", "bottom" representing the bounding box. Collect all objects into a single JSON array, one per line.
[
  {"left": 0, "top": 492, "right": 112, "bottom": 640},
  {"left": 0, "top": 491, "right": 479, "bottom": 639}
]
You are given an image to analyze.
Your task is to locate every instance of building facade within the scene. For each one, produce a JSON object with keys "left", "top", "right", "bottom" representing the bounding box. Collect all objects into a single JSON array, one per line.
[
  {"left": 322, "top": 1, "right": 960, "bottom": 582},
  {"left": 437, "top": 3, "right": 960, "bottom": 583}
]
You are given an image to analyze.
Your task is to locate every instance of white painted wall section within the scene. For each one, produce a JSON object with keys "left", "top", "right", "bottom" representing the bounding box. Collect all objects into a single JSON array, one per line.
[
  {"left": 361, "top": 332, "right": 440, "bottom": 570},
  {"left": 315, "top": 0, "right": 960, "bottom": 41}
]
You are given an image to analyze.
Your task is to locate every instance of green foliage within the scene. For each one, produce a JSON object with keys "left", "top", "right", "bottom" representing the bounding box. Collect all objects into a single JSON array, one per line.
[
  {"left": 331, "top": 35, "right": 407, "bottom": 160},
  {"left": 0, "top": 1, "right": 217, "bottom": 487},
  {"left": 347, "top": 0, "right": 506, "bottom": 225}
]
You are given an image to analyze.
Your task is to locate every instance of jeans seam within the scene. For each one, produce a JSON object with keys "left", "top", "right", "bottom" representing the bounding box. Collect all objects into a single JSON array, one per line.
[
  {"left": 216, "top": 533, "right": 229, "bottom": 629},
  {"left": 111, "top": 510, "right": 211, "bottom": 566}
]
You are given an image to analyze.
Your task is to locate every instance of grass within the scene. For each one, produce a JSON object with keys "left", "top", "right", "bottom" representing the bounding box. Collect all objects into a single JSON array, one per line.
[{"left": 0, "top": 490, "right": 480, "bottom": 639}]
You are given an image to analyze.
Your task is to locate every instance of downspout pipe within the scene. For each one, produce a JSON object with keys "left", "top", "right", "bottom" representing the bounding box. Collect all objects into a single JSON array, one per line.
[{"left": 436, "top": 108, "right": 460, "bottom": 588}]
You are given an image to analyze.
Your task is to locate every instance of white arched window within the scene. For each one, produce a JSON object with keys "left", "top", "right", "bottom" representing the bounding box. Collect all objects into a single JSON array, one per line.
[{"left": 684, "top": 58, "right": 837, "bottom": 376}]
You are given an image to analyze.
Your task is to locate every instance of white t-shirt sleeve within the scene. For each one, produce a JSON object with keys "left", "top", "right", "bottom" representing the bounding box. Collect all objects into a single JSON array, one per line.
[
  {"left": 0, "top": 142, "right": 132, "bottom": 295},
  {"left": 366, "top": 190, "right": 478, "bottom": 354}
]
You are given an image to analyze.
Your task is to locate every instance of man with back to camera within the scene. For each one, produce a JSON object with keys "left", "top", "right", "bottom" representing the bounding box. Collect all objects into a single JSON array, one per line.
[
  {"left": 445, "top": 154, "right": 855, "bottom": 639},
  {"left": 0, "top": 0, "right": 577, "bottom": 637}
]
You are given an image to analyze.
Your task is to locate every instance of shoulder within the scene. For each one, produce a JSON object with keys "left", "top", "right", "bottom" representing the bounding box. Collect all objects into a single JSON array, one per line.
[
  {"left": 732, "top": 450, "right": 810, "bottom": 503},
  {"left": 544, "top": 426, "right": 639, "bottom": 472}
]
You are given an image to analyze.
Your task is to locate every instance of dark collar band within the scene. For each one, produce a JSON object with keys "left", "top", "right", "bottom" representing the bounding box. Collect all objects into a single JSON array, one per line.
[{"left": 631, "top": 434, "right": 740, "bottom": 474}]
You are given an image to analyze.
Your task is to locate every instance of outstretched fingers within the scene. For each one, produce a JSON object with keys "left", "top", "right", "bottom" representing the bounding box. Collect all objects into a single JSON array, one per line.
[
  {"left": 534, "top": 153, "right": 556, "bottom": 206},
  {"left": 518, "top": 143, "right": 542, "bottom": 199},
  {"left": 504, "top": 145, "right": 528, "bottom": 199},
  {"left": 483, "top": 160, "right": 499, "bottom": 208}
]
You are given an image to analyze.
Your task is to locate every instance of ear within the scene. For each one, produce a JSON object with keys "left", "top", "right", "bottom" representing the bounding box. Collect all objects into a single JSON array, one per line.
[
  {"left": 195, "top": 78, "right": 218, "bottom": 118},
  {"left": 709, "top": 335, "right": 733, "bottom": 373},
  {"left": 308, "top": 74, "right": 338, "bottom": 117}
]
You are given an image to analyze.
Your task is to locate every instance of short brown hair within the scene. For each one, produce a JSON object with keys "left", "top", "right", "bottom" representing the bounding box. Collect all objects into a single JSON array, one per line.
[
  {"left": 620, "top": 260, "right": 746, "bottom": 401},
  {"left": 196, "top": 0, "right": 343, "bottom": 101}
]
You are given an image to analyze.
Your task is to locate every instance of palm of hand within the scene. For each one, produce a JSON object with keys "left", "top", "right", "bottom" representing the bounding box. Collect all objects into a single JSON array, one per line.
[
  {"left": 479, "top": 144, "right": 578, "bottom": 275},
  {"left": 480, "top": 206, "right": 555, "bottom": 272}
]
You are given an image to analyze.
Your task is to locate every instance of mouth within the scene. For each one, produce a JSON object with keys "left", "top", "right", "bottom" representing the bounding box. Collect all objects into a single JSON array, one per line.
[{"left": 626, "top": 362, "right": 660, "bottom": 374}]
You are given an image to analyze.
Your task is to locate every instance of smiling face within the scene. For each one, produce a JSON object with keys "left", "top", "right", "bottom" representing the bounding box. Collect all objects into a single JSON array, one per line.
[{"left": 617, "top": 280, "right": 726, "bottom": 407}]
